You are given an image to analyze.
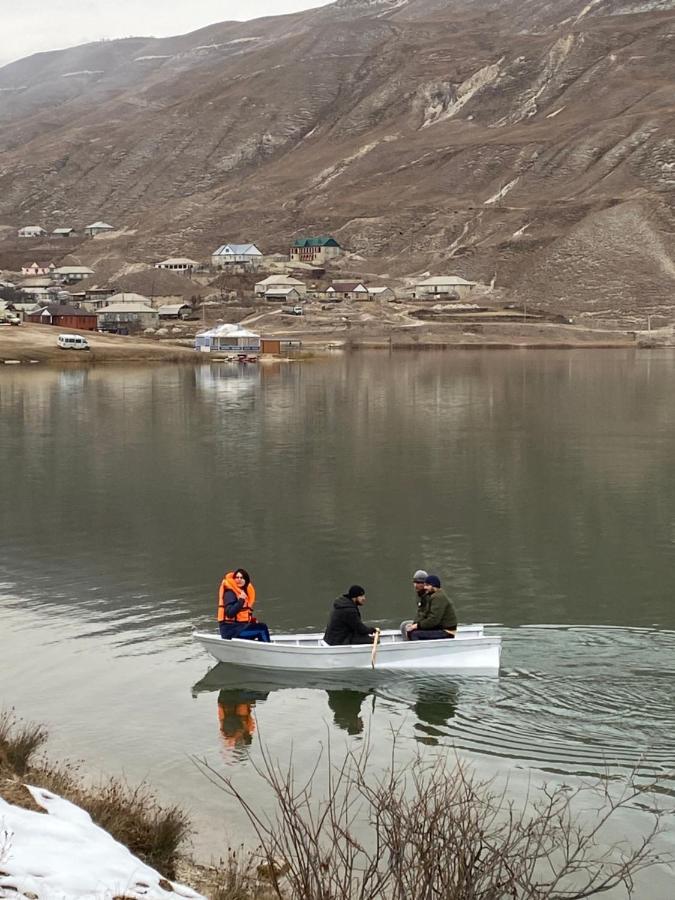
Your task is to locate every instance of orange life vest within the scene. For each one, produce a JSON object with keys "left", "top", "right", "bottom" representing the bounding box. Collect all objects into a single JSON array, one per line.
[
  {"left": 218, "top": 701, "right": 256, "bottom": 748},
  {"left": 218, "top": 571, "right": 256, "bottom": 623}
]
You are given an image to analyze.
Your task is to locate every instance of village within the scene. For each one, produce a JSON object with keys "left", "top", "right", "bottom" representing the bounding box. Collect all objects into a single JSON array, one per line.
[{"left": 0, "top": 221, "right": 636, "bottom": 363}]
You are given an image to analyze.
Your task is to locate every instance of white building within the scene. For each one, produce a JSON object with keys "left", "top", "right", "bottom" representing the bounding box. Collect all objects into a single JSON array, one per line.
[
  {"left": 84, "top": 222, "right": 115, "bottom": 237},
  {"left": 18, "top": 226, "right": 47, "bottom": 238},
  {"left": 158, "top": 303, "right": 191, "bottom": 320},
  {"left": 195, "top": 323, "right": 261, "bottom": 353},
  {"left": 211, "top": 243, "right": 263, "bottom": 269},
  {"left": 155, "top": 257, "right": 200, "bottom": 273},
  {"left": 265, "top": 287, "right": 301, "bottom": 303},
  {"left": 53, "top": 266, "right": 95, "bottom": 283},
  {"left": 367, "top": 286, "right": 396, "bottom": 301},
  {"left": 412, "top": 276, "right": 477, "bottom": 300},
  {"left": 97, "top": 301, "right": 159, "bottom": 331},
  {"left": 326, "top": 281, "right": 369, "bottom": 301},
  {"left": 254, "top": 274, "right": 307, "bottom": 298}
]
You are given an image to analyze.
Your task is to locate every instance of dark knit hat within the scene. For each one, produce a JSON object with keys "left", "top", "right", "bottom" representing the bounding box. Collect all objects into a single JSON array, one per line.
[
  {"left": 347, "top": 584, "right": 366, "bottom": 599},
  {"left": 425, "top": 575, "right": 441, "bottom": 588}
]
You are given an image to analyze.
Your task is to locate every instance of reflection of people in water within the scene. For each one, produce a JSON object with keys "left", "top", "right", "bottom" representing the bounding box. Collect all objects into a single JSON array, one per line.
[
  {"left": 413, "top": 683, "right": 459, "bottom": 745},
  {"left": 326, "top": 690, "right": 370, "bottom": 735},
  {"left": 217, "top": 689, "right": 268, "bottom": 750}
]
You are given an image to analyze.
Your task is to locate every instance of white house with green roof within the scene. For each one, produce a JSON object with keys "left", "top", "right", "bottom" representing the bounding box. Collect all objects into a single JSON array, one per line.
[{"left": 289, "top": 236, "right": 341, "bottom": 264}]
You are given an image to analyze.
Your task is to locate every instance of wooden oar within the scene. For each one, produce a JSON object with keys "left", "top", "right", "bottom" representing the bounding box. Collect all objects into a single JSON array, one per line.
[{"left": 371, "top": 628, "right": 381, "bottom": 669}]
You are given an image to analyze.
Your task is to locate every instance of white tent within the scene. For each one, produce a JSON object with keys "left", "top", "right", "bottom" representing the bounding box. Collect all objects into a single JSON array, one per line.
[{"left": 195, "top": 323, "right": 261, "bottom": 353}]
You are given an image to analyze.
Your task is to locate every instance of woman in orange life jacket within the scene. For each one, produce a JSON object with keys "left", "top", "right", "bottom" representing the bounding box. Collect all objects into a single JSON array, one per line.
[{"left": 218, "top": 567, "right": 271, "bottom": 642}]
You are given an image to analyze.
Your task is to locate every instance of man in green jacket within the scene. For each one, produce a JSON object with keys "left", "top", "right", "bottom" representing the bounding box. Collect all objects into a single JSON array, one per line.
[{"left": 406, "top": 575, "right": 457, "bottom": 640}]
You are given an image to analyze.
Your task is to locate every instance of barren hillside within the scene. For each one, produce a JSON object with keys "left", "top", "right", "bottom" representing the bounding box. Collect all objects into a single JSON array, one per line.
[{"left": 1, "top": 0, "right": 673, "bottom": 322}]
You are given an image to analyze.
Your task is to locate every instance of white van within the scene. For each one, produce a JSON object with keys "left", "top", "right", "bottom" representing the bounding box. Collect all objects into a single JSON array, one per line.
[{"left": 57, "top": 334, "right": 90, "bottom": 351}]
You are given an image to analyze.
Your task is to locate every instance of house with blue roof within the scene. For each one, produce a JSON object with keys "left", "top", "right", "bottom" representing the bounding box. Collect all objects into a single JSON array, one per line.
[{"left": 211, "top": 243, "right": 263, "bottom": 269}]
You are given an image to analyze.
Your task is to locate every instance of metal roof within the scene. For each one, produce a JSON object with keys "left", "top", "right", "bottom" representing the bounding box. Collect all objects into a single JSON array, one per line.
[
  {"left": 415, "top": 276, "right": 476, "bottom": 286},
  {"left": 213, "top": 243, "right": 262, "bottom": 256},
  {"left": 33, "top": 304, "right": 96, "bottom": 317},
  {"left": 155, "top": 257, "right": 199, "bottom": 266},
  {"left": 291, "top": 236, "right": 339, "bottom": 248},
  {"left": 85, "top": 221, "right": 114, "bottom": 229},
  {"left": 106, "top": 292, "right": 152, "bottom": 305},
  {"left": 256, "top": 275, "right": 305, "bottom": 286},
  {"left": 158, "top": 304, "right": 190, "bottom": 314},
  {"left": 98, "top": 303, "right": 157, "bottom": 314},
  {"left": 54, "top": 266, "right": 94, "bottom": 275}
]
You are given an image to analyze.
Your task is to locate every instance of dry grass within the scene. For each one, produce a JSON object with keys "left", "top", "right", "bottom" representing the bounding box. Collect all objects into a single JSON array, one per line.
[{"left": 0, "top": 709, "right": 191, "bottom": 879}]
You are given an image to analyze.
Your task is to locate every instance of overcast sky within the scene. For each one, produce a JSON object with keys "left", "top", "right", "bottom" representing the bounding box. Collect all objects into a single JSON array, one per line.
[{"left": 0, "top": 0, "right": 332, "bottom": 67}]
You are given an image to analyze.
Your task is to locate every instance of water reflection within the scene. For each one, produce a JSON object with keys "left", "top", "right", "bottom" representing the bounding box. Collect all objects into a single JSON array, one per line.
[
  {"left": 217, "top": 689, "right": 267, "bottom": 756},
  {"left": 193, "top": 663, "right": 466, "bottom": 753}
]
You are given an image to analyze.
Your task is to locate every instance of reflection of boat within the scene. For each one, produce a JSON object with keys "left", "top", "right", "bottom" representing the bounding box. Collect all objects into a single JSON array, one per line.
[
  {"left": 193, "top": 624, "right": 500, "bottom": 672},
  {"left": 193, "top": 663, "right": 467, "bottom": 738}
]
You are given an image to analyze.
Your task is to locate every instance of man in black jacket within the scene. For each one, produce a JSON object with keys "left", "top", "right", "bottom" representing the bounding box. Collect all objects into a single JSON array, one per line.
[{"left": 323, "top": 585, "right": 377, "bottom": 646}]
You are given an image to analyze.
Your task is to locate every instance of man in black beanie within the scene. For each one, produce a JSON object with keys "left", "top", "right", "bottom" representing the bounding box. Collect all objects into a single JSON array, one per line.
[
  {"left": 406, "top": 575, "right": 457, "bottom": 640},
  {"left": 323, "top": 585, "right": 377, "bottom": 646}
]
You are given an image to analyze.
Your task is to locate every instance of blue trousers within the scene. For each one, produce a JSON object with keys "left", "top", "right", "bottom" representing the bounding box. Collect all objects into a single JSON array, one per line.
[{"left": 219, "top": 621, "right": 271, "bottom": 642}]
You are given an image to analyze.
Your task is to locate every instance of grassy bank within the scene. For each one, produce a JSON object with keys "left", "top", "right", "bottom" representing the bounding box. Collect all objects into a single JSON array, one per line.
[{"left": 0, "top": 710, "right": 668, "bottom": 899}]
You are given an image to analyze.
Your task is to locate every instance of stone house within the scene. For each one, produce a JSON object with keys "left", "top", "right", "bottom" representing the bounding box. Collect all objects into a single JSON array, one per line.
[
  {"left": 155, "top": 257, "right": 200, "bottom": 273},
  {"left": 27, "top": 303, "right": 97, "bottom": 330},
  {"left": 97, "top": 301, "right": 159, "bottom": 332},
  {"left": 53, "top": 266, "right": 95, "bottom": 284},
  {"left": 326, "top": 281, "right": 369, "bottom": 301},
  {"left": 21, "top": 262, "right": 56, "bottom": 277},
  {"left": 289, "top": 236, "right": 341, "bottom": 264},
  {"left": 254, "top": 275, "right": 307, "bottom": 298},
  {"left": 84, "top": 222, "right": 115, "bottom": 237},
  {"left": 412, "top": 276, "right": 477, "bottom": 300},
  {"left": 211, "top": 243, "right": 263, "bottom": 269},
  {"left": 367, "top": 286, "right": 396, "bottom": 301}
]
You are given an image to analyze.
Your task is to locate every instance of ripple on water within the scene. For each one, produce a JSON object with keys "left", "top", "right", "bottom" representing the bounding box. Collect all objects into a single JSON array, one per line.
[{"left": 382, "top": 626, "right": 675, "bottom": 780}]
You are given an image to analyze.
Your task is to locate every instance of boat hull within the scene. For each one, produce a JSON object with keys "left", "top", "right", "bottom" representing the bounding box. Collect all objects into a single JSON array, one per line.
[{"left": 193, "top": 625, "right": 500, "bottom": 672}]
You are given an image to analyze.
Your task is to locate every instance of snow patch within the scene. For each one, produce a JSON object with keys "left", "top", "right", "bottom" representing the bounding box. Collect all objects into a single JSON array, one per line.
[
  {"left": 313, "top": 135, "right": 397, "bottom": 188},
  {"left": 546, "top": 106, "right": 566, "bottom": 118},
  {"left": 60, "top": 70, "right": 104, "bottom": 77},
  {"left": 0, "top": 787, "right": 204, "bottom": 899},
  {"left": 420, "top": 60, "right": 503, "bottom": 128},
  {"left": 575, "top": 0, "right": 604, "bottom": 21},
  {"left": 484, "top": 177, "right": 520, "bottom": 205},
  {"left": 227, "top": 37, "right": 260, "bottom": 44},
  {"left": 134, "top": 55, "right": 171, "bottom": 61},
  {"left": 512, "top": 223, "right": 530, "bottom": 238}
]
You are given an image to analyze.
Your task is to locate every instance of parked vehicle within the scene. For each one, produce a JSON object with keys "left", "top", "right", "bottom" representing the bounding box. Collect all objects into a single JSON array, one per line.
[
  {"left": 0, "top": 311, "right": 20, "bottom": 326},
  {"left": 57, "top": 334, "right": 90, "bottom": 351},
  {"left": 282, "top": 306, "right": 304, "bottom": 316}
]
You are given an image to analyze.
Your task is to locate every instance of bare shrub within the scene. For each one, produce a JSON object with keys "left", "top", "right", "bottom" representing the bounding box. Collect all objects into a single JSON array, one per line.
[
  {"left": 0, "top": 710, "right": 190, "bottom": 879},
  {"left": 199, "top": 740, "right": 669, "bottom": 900},
  {"left": 0, "top": 709, "right": 47, "bottom": 775}
]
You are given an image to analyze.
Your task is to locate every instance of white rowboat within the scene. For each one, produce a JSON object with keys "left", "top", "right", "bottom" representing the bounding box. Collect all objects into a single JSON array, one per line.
[{"left": 193, "top": 624, "right": 501, "bottom": 672}]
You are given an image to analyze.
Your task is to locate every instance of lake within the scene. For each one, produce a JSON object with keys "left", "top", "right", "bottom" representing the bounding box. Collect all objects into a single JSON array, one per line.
[{"left": 1, "top": 351, "right": 674, "bottom": 884}]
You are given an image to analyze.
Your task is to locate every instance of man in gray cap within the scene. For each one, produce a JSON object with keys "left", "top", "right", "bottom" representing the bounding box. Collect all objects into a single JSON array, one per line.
[
  {"left": 404, "top": 569, "right": 428, "bottom": 636},
  {"left": 406, "top": 574, "right": 457, "bottom": 640}
]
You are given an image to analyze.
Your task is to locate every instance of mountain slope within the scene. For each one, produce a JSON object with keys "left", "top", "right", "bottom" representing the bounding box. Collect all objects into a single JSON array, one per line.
[{"left": 1, "top": 0, "right": 673, "bottom": 321}]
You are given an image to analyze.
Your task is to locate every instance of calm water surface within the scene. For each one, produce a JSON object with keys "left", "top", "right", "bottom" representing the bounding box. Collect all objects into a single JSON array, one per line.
[{"left": 1, "top": 351, "right": 675, "bottom": 878}]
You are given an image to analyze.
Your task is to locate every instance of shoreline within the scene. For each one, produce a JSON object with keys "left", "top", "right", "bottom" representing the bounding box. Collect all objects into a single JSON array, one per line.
[{"left": 0, "top": 322, "right": 645, "bottom": 366}]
